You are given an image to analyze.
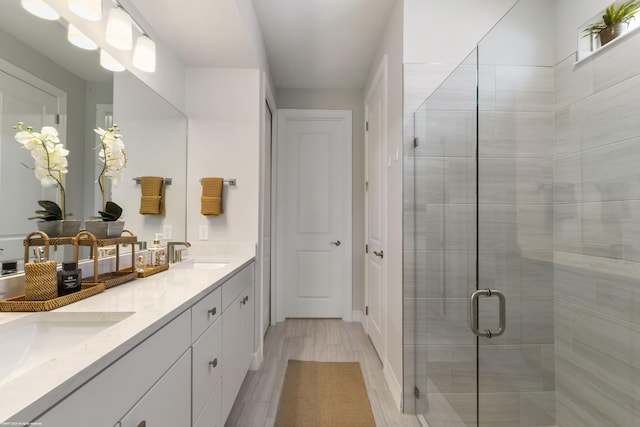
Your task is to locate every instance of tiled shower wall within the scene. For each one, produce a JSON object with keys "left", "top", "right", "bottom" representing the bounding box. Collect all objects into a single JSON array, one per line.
[{"left": 553, "top": 32, "right": 640, "bottom": 426}]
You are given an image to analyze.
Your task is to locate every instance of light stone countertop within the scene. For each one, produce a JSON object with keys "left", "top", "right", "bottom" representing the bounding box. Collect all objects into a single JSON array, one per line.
[{"left": 0, "top": 253, "right": 255, "bottom": 424}]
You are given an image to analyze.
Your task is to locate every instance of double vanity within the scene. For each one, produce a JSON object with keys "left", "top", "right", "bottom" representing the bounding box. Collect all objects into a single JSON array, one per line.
[{"left": 0, "top": 254, "right": 255, "bottom": 426}]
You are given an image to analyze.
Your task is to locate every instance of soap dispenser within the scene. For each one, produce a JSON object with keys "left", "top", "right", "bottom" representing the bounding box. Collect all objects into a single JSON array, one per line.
[{"left": 148, "top": 234, "right": 166, "bottom": 267}]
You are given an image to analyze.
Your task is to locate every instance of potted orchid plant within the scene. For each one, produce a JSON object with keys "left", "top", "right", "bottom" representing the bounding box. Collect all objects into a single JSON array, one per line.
[
  {"left": 14, "top": 122, "right": 81, "bottom": 237},
  {"left": 85, "top": 124, "right": 127, "bottom": 238}
]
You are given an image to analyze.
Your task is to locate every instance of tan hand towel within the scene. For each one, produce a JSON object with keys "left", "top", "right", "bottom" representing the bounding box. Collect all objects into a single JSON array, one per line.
[
  {"left": 201, "top": 177, "right": 224, "bottom": 215},
  {"left": 139, "top": 176, "right": 165, "bottom": 215}
]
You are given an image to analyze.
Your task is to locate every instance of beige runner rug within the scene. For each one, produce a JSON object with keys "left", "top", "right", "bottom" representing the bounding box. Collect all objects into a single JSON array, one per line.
[{"left": 274, "top": 360, "right": 376, "bottom": 427}]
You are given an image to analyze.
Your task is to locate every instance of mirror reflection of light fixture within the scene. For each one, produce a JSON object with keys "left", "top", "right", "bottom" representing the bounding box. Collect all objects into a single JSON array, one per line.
[
  {"left": 105, "top": 6, "right": 132, "bottom": 51},
  {"left": 21, "top": 0, "right": 60, "bottom": 20},
  {"left": 133, "top": 35, "right": 156, "bottom": 73},
  {"left": 68, "top": 0, "right": 102, "bottom": 21},
  {"left": 99, "top": 49, "right": 125, "bottom": 72},
  {"left": 67, "top": 24, "right": 98, "bottom": 50}
]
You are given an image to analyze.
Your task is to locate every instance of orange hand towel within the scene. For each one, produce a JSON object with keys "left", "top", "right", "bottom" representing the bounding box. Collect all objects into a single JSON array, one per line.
[
  {"left": 139, "top": 176, "right": 165, "bottom": 215},
  {"left": 201, "top": 177, "right": 224, "bottom": 215}
]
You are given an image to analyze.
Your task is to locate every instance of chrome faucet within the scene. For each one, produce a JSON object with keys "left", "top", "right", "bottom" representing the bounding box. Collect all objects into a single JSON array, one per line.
[{"left": 167, "top": 241, "right": 191, "bottom": 263}]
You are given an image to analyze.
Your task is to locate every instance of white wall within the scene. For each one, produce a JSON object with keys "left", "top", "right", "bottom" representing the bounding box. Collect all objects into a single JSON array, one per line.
[
  {"left": 554, "top": 0, "right": 612, "bottom": 63},
  {"left": 275, "top": 89, "right": 365, "bottom": 314},
  {"left": 403, "top": 0, "right": 517, "bottom": 105},
  {"left": 185, "top": 68, "right": 261, "bottom": 254},
  {"left": 364, "top": 0, "right": 404, "bottom": 408}
]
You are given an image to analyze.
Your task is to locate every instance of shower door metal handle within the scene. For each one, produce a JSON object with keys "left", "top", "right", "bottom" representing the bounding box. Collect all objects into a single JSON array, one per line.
[{"left": 469, "top": 289, "right": 506, "bottom": 338}]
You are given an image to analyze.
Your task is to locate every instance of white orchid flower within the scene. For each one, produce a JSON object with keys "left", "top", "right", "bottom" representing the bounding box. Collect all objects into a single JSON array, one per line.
[
  {"left": 14, "top": 122, "right": 70, "bottom": 218},
  {"left": 94, "top": 124, "right": 126, "bottom": 210}
]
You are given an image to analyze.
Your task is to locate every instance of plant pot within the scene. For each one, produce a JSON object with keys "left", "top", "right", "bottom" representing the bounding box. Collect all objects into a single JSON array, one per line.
[
  {"left": 61, "top": 220, "right": 82, "bottom": 237},
  {"left": 85, "top": 220, "right": 125, "bottom": 239},
  {"left": 37, "top": 221, "right": 62, "bottom": 238},
  {"left": 599, "top": 22, "right": 628, "bottom": 46},
  {"left": 36, "top": 220, "right": 83, "bottom": 238}
]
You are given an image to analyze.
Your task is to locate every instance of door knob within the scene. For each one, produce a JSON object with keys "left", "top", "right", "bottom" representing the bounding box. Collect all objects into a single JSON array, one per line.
[
  {"left": 330, "top": 240, "right": 341, "bottom": 246},
  {"left": 373, "top": 250, "right": 384, "bottom": 258}
]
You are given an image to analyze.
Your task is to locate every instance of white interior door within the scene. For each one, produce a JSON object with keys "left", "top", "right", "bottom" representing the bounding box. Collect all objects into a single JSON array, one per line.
[
  {"left": 277, "top": 109, "right": 352, "bottom": 319},
  {"left": 365, "top": 58, "right": 387, "bottom": 359}
]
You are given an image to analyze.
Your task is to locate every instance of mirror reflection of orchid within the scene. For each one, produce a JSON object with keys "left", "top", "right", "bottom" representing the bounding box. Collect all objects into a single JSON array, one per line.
[
  {"left": 14, "top": 122, "right": 70, "bottom": 220},
  {"left": 94, "top": 124, "right": 126, "bottom": 221}
]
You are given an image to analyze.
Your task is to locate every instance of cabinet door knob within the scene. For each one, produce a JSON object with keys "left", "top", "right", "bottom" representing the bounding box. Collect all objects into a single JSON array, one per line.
[
  {"left": 208, "top": 307, "right": 217, "bottom": 316},
  {"left": 209, "top": 358, "right": 218, "bottom": 368}
]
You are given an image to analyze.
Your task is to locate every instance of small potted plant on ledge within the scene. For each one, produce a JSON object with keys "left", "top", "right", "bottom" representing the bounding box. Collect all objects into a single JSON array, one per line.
[
  {"left": 85, "top": 124, "right": 127, "bottom": 239},
  {"left": 584, "top": 0, "right": 640, "bottom": 46},
  {"left": 14, "top": 122, "right": 81, "bottom": 237}
]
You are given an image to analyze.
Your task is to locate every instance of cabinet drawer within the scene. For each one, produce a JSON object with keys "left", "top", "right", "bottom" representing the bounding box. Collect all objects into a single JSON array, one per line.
[
  {"left": 192, "top": 285, "right": 222, "bottom": 341},
  {"left": 119, "top": 349, "right": 191, "bottom": 427},
  {"left": 222, "top": 262, "right": 253, "bottom": 311},
  {"left": 192, "top": 317, "right": 222, "bottom": 422},
  {"left": 193, "top": 380, "right": 222, "bottom": 427}
]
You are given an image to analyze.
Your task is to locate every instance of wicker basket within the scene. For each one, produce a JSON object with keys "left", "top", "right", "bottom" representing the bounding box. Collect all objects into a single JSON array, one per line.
[
  {"left": 0, "top": 284, "right": 105, "bottom": 312},
  {"left": 23, "top": 231, "right": 57, "bottom": 301}
]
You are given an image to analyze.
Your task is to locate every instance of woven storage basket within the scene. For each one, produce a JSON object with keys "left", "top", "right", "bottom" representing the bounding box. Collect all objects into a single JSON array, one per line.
[
  {"left": 23, "top": 231, "right": 57, "bottom": 301},
  {"left": 24, "top": 260, "right": 58, "bottom": 301}
]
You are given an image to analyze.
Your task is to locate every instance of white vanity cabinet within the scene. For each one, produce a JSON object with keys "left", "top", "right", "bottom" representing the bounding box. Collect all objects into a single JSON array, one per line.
[
  {"left": 34, "top": 310, "right": 191, "bottom": 427},
  {"left": 29, "top": 260, "right": 255, "bottom": 427},
  {"left": 221, "top": 266, "right": 254, "bottom": 421},
  {"left": 118, "top": 349, "right": 191, "bottom": 427},
  {"left": 194, "top": 261, "right": 255, "bottom": 426}
]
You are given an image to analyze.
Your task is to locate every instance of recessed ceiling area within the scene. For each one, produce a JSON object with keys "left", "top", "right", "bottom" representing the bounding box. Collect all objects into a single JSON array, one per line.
[
  {"left": 130, "top": 0, "right": 396, "bottom": 90},
  {"left": 252, "top": 0, "right": 396, "bottom": 89}
]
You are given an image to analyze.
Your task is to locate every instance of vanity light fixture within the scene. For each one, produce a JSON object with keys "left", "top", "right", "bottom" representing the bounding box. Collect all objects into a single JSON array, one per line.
[
  {"left": 105, "top": 6, "right": 132, "bottom": 50},
  {"left": 68, "top": 0, "right": 102, "bottom": 21},
  {"left": 99, "top": 49, "right": 125, "bottom": 72},
  {"left": 133, "top": 35, "right": 156, "bottom": 72},
  {"left": 21, "top": 0, "right": 60, "bottom": 20},
  {"left": 67, "top": 24, "right": 98, "bottom": 50}
]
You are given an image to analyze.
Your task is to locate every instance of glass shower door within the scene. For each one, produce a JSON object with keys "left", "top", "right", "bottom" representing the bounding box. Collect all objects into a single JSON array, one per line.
[
  {"left": 407, "top": 49, "right": 479, "bottom": 426},
  {"left": 475, "top": 0, "right": 555, "bottom": 425}
]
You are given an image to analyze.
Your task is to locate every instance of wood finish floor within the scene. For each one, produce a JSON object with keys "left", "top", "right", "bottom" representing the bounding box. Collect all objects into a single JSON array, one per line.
[{"left": 225, "top": 319, "right": 421, "bottom": 427}]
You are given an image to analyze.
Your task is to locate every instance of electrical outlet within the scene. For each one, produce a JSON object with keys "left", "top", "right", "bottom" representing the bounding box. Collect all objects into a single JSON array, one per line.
[
  {"left": 199, "top": 225, "right": 209, "bottom": 241},
  {"left": 163, "top": 224, "right": 173, "bottom": 240}
]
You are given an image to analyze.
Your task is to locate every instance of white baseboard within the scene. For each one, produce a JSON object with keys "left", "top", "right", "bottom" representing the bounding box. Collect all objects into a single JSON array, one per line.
[
  {"left": 351, "top": 310, "right": 363, "bottom": 323},
  {"left": 383, "top": 362, "right": 403, "bottom": 411},
  {"left": 250, "top": 344, "right": 264, "bottom": 370}
]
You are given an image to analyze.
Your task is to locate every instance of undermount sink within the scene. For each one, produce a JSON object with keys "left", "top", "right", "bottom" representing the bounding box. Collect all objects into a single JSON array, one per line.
[
  {"left": 192, "top": 261, "right": 229, "bottom": 270},
  {"left": 0, "top": 311, "right": 133, "bottom": 385}
]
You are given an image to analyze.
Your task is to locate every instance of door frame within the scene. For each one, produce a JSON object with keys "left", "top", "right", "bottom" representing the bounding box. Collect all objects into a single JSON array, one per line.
[
  {"left": 273, "top": 108, "right": 353, "bottom": 322},
  {"left": 363, "top": 55, "right": 388, "bottom": 349}
]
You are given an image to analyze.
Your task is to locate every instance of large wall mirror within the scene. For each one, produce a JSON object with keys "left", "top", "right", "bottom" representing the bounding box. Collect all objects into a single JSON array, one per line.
[{"left": 0, "top": 1, "right": 187, "bottom": 274}]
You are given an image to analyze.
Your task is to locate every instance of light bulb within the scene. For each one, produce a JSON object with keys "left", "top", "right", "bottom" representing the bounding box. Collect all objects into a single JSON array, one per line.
[
  {"left": 21, "top": 0, "right": 60, "bottom": 20},
  {"left": 68, "top": 0, "right": 102, "bottom": 21},
  {"left": 67, "top": 24, "right": 97, "bottom": 50},
  {"left": 99, "top": 49, "right": 125, "bottom": 72},
  {"left": 133, "top": 36, "right": 156, "bottom": 72},
  {"left": 105, "top": 7, "right": 132, "bottom": 51}
]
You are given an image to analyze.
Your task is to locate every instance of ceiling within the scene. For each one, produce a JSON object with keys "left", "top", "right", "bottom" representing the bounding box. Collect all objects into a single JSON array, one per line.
[{"left": 131, "top": 0, "right": 396, "bottom": 90}]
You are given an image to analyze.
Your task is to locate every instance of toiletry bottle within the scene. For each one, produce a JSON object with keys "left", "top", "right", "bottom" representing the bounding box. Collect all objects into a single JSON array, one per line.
[
  {"left": 136, "top": 254, "right": 147, "bottom": 273},
  {"left": 148, "top": 234, "right": 166, "bottom": 267},
  {"left": 57, "top": 261, "right": 82, "bottom": 296}
]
